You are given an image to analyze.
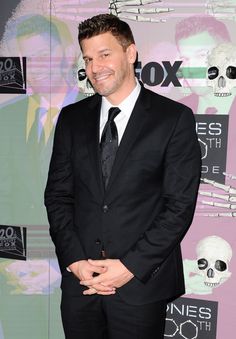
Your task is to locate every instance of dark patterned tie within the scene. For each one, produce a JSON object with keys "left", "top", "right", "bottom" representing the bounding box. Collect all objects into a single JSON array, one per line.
[{"left": 100, "top": 107, "right": 121, "bottom": 188}]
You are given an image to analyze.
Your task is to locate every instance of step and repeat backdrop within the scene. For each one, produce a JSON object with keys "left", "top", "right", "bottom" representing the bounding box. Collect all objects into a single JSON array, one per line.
[{"left": 0, "top": 1, "right": 235, "bottom": 338}]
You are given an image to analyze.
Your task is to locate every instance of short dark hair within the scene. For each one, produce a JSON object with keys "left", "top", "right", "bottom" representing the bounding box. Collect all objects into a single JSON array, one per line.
[
  {"left": 175, "top": 15, "right": 231, "bottom": 44},
  {"left": 78, "top": 14, "right": 135, "bottom": 50}
]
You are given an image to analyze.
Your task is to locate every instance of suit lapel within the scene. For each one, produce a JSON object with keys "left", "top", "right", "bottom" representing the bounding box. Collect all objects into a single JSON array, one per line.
[
  {"left": 106, "top": 87, "right": 150, "bottom": 192},
  {"left": 85, "top": 88, "right": 151, "bottom": 196},
  {"left": 85, "top": 95, "right": 105, "bottom": 196}
]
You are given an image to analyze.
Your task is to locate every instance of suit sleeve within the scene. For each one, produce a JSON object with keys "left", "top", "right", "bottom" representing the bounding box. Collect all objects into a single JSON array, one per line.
[
  {"left": 121, "top": 107, "right": 201, "bottom": 283},
  {"left": 44, "top": 108, "right": 86, "bottom": 271}
]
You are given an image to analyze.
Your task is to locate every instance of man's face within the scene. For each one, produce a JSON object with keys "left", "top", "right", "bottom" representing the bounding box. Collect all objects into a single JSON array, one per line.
[
  {"left": 18, "top": 34, "right": 65, "bottom": 94},
  {"left": 81, "top": 32, "right": 136, "bottom": 103},
  {"left": 178, "top": 31, "right": 219, "bottom": 95}
]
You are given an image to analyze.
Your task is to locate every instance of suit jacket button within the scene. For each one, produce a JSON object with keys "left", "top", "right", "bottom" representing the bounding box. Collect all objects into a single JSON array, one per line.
[
  {"left": 103, "top": 205, "right": 109, "bottom": 213},
  {"left": 151, "top": 267, "right": 159, "bottom": 277},
  {"left": 95, "top": 239, "right": 101, "bottom": 245}
]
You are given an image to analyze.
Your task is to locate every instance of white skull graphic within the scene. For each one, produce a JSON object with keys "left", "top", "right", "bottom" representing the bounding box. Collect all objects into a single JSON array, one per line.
[
  {"left": 77, "top": 53, "right": 95, "bottom": 96},
  {"left": 196, "top": 235, "right": 232, "bottom": 288},
  {"left": 198, "top": 138, "right": 208, "bottom": 160},
  {"left": 207, "top": 43, "right": 236, "bottom": 96}
]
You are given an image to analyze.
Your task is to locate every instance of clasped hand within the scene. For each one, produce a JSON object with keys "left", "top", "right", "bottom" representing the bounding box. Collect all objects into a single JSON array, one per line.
[{"left": 68, "top": 259, "right": 134, "bottom": 295}]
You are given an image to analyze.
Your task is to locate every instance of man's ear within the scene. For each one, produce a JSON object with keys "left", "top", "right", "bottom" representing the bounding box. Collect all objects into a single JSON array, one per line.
[{"left": 126, "top": 44, "right": 137, "bottom": 65}]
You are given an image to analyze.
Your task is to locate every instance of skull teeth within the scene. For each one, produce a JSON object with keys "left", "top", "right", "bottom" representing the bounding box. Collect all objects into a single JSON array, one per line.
[
  {"left": 214, "top": 92, "right": 231, "bottom": 97},
  {"left": 204, "top": 282, "right": 220, "bottom": 287}
]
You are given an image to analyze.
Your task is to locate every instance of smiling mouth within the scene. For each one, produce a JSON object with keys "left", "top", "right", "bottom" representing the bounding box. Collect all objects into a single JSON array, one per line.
[{"left": 94, "top": 73, "right": 112, "bottom": 82}]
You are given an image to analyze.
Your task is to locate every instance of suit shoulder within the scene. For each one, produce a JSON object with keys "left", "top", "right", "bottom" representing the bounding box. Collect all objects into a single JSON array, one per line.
[
  {"left": 143, "top": 87, "right": 193, "bottom": 116},
  {"left": 61, "top": 94, "right": 100, "bottom": 114},
  {"left": 58, "top": 93, "right": 100, "bottom": 124}
]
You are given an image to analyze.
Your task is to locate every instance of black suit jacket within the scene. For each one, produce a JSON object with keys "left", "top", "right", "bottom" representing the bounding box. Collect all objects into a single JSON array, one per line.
[{"left": 45, "top": 85, "right": 201, "bottom": 305}]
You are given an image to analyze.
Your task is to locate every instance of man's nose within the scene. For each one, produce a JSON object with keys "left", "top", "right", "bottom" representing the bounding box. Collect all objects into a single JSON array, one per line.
[{"left": 91, "top": 59, "right": 103, "bottom": 73}]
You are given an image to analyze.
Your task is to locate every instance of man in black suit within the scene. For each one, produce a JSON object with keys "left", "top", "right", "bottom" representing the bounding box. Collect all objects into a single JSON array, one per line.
[{"left": 45, "top": 14, "right": 201, "bottom": 339}]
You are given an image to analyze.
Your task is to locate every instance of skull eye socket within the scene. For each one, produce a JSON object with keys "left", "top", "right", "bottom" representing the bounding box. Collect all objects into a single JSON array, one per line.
[
  {"left": 208, "top": 66, "right": 219, "bottom": 80},
  {"left": 226, "top": 66, "right": 236, "bottom": 79},
  {"left": 215, "top": 260, "right": 227, "bottom": 271},
  {"left": 78, "top": 68, "right": 87, "bottom": 81},
  {"left": 198, "top": 258, "right": 208, "bottom": 270}
]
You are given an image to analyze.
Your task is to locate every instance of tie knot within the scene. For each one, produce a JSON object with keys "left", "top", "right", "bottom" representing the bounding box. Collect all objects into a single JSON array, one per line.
[{"left": 108, "top": 107, "right": 120, "bottom": 121}]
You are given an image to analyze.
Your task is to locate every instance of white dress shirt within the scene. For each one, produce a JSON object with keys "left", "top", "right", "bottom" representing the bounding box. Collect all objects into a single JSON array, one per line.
[{"left": 100, "top": 79, "right": 141, "bottom": 145}]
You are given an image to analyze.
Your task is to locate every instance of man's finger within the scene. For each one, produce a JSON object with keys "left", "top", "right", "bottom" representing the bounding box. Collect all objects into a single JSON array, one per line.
[
  {"left": 96, "top": 290, "right": 116, "bottom": 295},
  {"left": 80, "top": 278, "right": 112, "bottom": 287},
  {"left": 91, "top": 265, "right": 107, "bottom": 274},
  {"left": 88, "top": 259, "right": 107, "bottom": 266},
  {"left": 83, "top": 287, "right": 97, "bottom": 295},
  {"left": 92, "top": 283, "right": 115, "bottom": 292},
  {"left": 83, "top": 288, "right": 116, "bottom": 296},
  {"left": 80, "top": 276, "right": 102, "bottom": 286},
  {"left": 82, "top": 284, "right": 115, "bottom": 295}
]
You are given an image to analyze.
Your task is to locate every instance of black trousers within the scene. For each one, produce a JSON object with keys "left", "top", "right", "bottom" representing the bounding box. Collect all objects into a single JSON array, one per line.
[{"left": 61, "top": 292, "right": 167, "bottom": 339}]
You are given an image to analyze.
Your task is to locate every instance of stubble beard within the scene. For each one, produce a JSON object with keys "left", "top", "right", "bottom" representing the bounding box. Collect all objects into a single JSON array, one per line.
[{"left": 90, "top": 66, "right": 129, "bottom": 98}]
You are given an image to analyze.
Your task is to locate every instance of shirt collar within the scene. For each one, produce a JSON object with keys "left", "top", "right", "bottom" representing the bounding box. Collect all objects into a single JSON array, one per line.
[{"left": 101, "top": 78, "right": 141, "bottom": 121}]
